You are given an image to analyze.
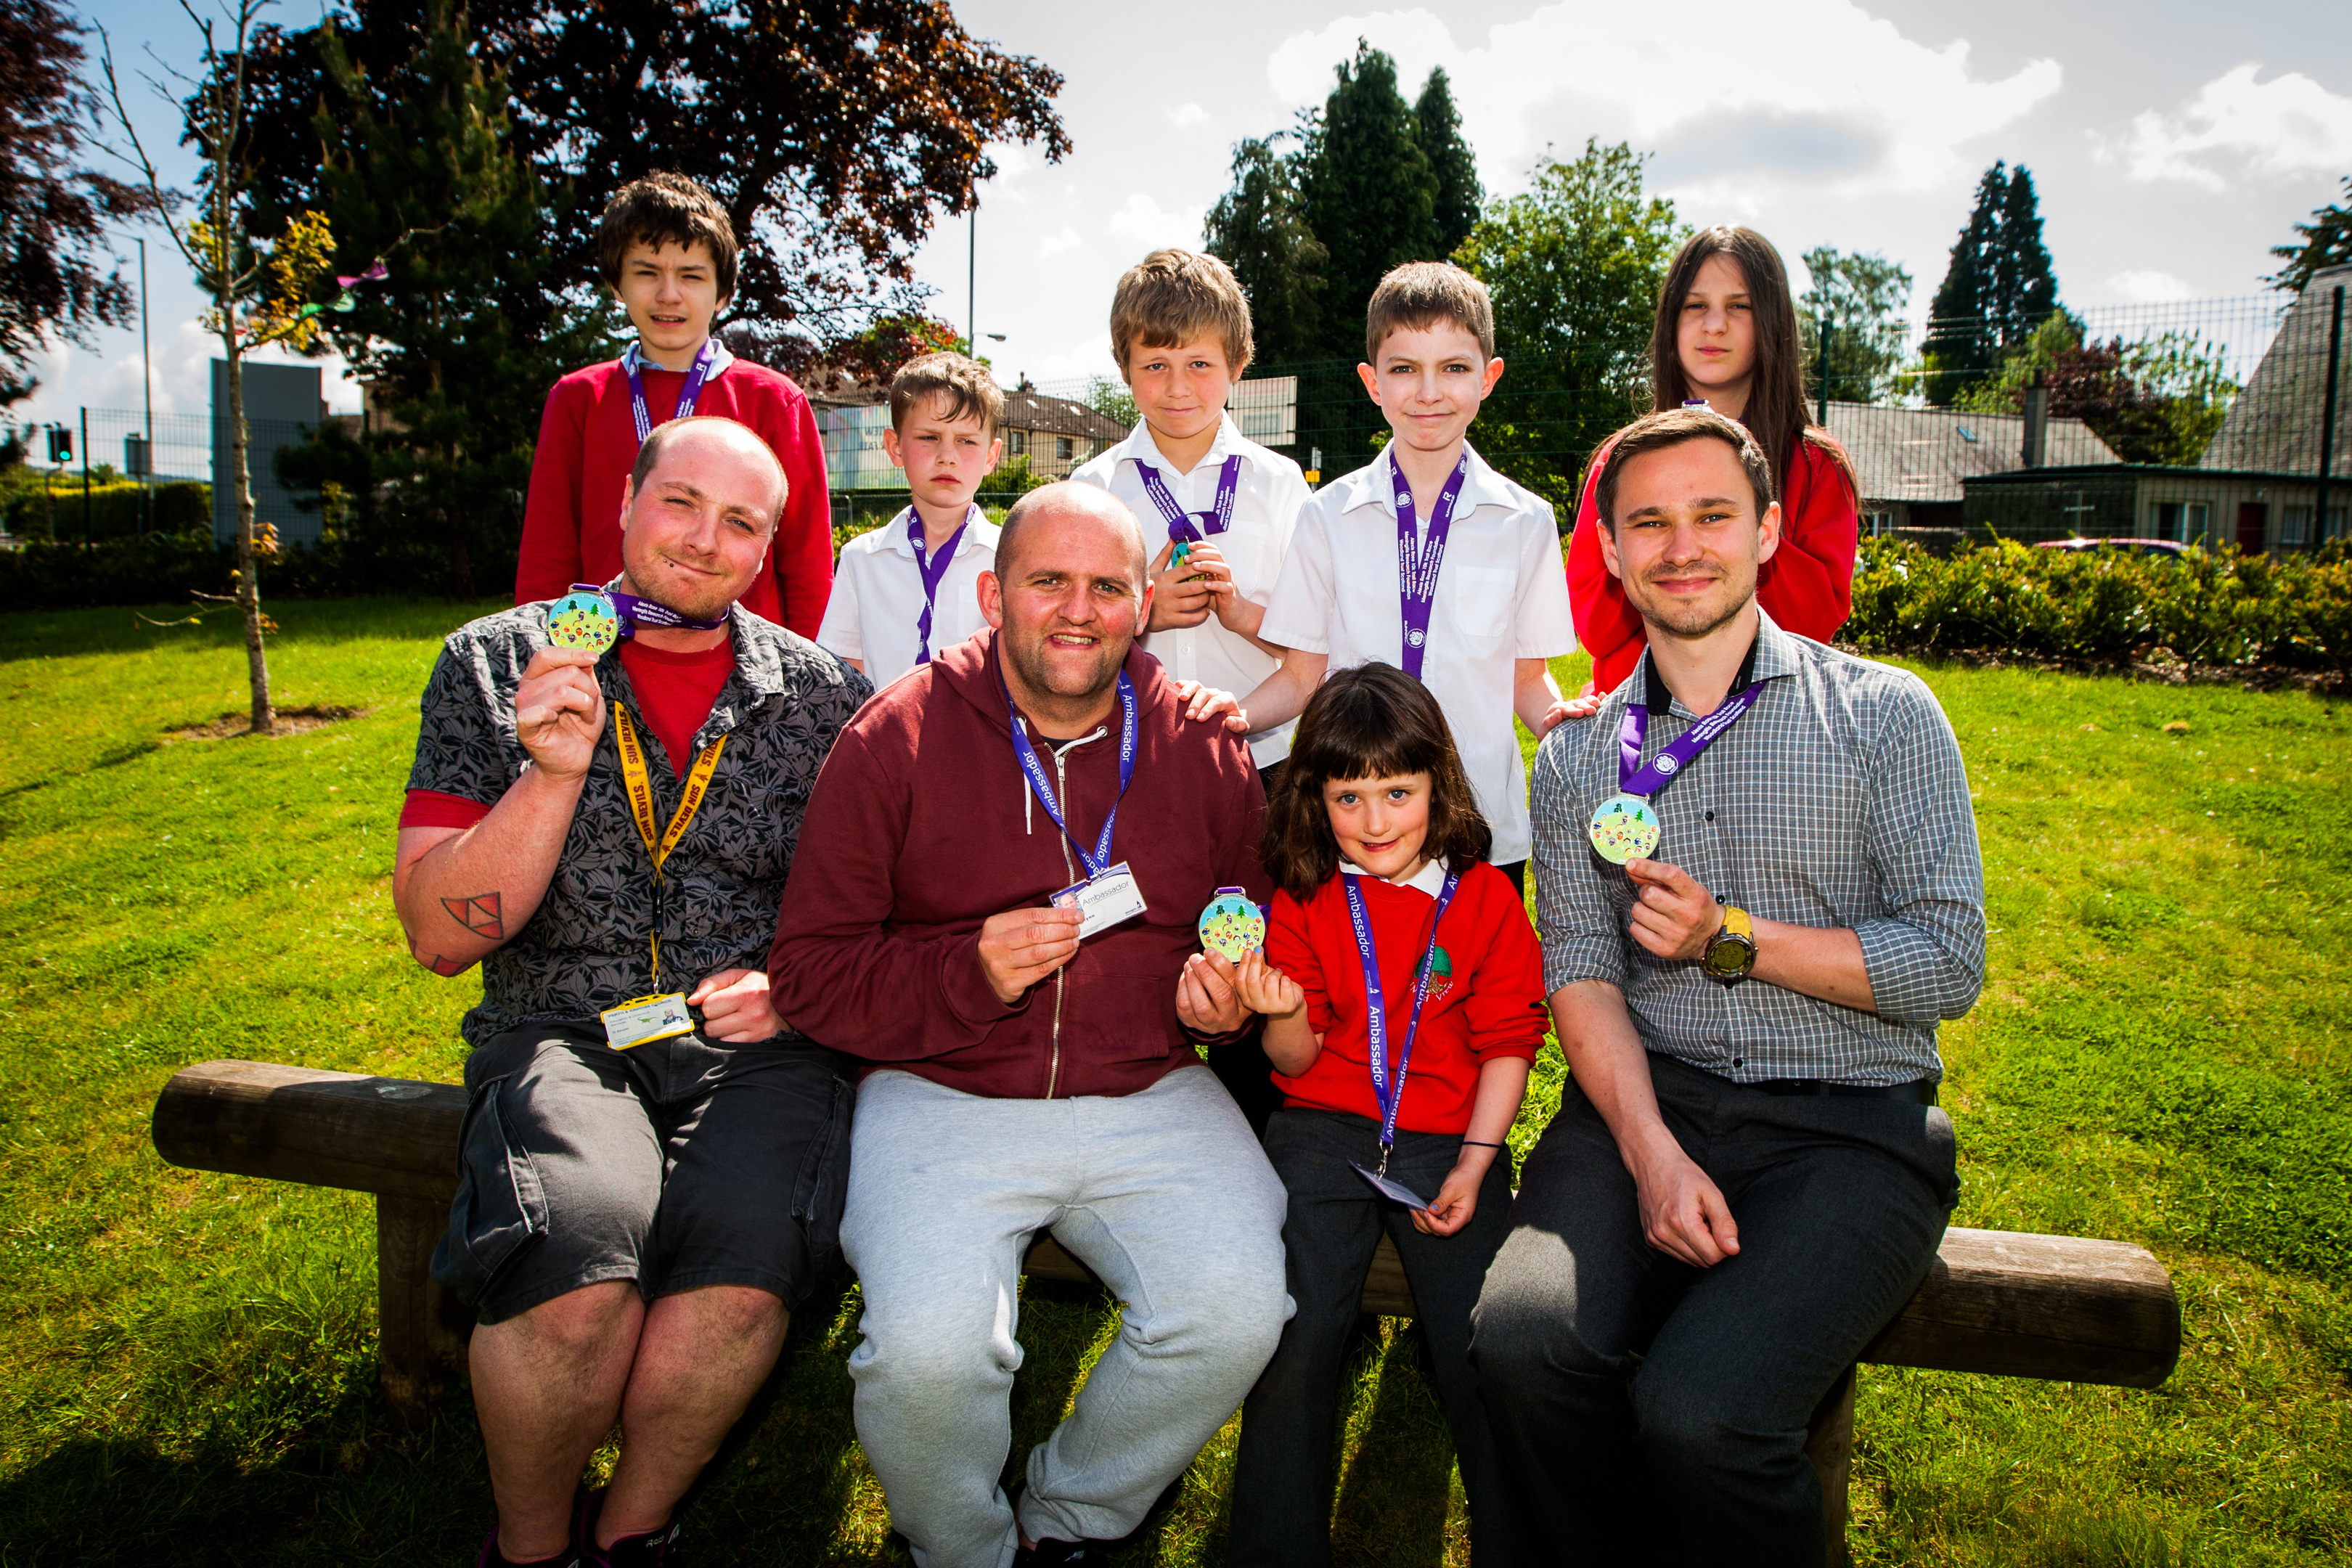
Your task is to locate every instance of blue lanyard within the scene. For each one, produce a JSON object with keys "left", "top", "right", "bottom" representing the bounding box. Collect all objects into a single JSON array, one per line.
[
  {"left": 1342, "top": 867, "right": 1461, "bottom": 1154},
  {"left": 1003, "top": 662, "right": 1138, "bottom": 879},
  {"left": 903, "top": 505, "right": 979, "bottom": 664},
  {"left": 1135, "top": 454, "right": 1241, "bottom": 548},
  {"left": 624, "top": 339, "right": 717, "bottom": 446}
]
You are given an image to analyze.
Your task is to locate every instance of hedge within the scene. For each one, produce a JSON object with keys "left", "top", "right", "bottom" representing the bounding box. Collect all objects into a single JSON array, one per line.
[{"left": 1, "top": 481, "right": 211, "bottom": 542}]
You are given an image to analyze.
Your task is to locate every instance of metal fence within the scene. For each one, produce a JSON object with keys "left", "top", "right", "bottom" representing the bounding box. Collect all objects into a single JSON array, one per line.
[{"left": 7, "top": 404, "right": 336, "bottom": 544}]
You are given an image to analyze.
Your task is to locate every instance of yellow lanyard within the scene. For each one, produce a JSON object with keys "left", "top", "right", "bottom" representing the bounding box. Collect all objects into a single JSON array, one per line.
[{"left": 610, "top": 703, "right": 727, "bottom": 990}]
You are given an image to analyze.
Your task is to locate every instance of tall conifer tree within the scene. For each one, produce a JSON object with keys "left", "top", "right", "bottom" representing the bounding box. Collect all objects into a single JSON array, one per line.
[
  {"left": 1922, "top": 160, "right": 2060, "bottom": 404},
  {"left": 1204, "top": 134, "right": 1326, "bottom": 365},
  {"left": 1297, "top": 41, "right": 1437, "bottom": 361},
  {"left": 1415, "top": 68, "right": 1482, "bottom": 261}
]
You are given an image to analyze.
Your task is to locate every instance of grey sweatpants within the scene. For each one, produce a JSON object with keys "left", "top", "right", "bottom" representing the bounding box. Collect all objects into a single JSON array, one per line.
[{"left": 841, "top": 1065, "right": 1291, "bottom": 1568}]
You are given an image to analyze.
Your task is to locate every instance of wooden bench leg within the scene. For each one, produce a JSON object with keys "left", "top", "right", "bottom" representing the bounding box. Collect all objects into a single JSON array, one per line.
[
  {"left": 376, "top": 1193, "right": 473, "bottom": 1423},
  {"left": 1805, "top": 1364, "right": 1856, "bottom": 1567}
]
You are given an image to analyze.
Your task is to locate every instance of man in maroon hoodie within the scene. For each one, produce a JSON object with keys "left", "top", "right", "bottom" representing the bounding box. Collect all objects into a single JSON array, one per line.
[{"left": 769, "top": 483, "right": 1289, "bottom": 1567}]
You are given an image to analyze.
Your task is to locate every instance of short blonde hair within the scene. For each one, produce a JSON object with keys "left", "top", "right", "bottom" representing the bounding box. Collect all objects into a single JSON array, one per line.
[
  {"left": 889, "top": 352, "right": 1004, "bottom": 438},
  {"left": 1110, "top": 249, "right": 1254, "bottom": 379},
  {"left": 1365, "top": 261, "right": 1495, "bottom": 364}
]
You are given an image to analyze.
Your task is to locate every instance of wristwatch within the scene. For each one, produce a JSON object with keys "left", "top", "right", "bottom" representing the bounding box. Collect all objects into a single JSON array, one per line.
[{"left": 1702, "top": 905, "right": 1757, "bottom": 986}]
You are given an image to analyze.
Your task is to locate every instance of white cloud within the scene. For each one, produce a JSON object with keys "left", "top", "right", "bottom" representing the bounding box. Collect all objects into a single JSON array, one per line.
[
  {"left": 1166, "top": 102, "right": 1212, "bottom": 131},
  {"left": 1106, "top": 192, "right": 1206, "bottom": 250},
  {"left": 2106, "top": 269, "right": 2195, "bottom": 303},
  {"left": 1035, "top": 226, "right": 1086, "bottom": 260},
  {"left": 1266, "top": 1, "right": 2060, "bottom": 198},
  {"left": 2104, "top": 64, "right": 2352, "bottom": 189}
]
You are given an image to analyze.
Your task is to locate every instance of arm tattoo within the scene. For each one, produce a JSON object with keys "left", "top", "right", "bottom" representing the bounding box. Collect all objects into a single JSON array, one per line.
[
  {"left": 441, "top": 892, "right": 505, "bottom": 939},
  {"left": 410, "top": 942, "right": 468, "bottom": 977}
]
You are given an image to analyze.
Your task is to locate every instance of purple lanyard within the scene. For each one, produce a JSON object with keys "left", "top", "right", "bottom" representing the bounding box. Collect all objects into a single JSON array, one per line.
[
  {"left": 1135, "top": 454, "right": 1241, "bottom": 548},
  {"left": 903, "top": 505, "right": 978, "bottom": 664},
  {"left": 1342, "top": 867, "right": 1461, "bottom": 1153},
  {"left": 570, "top": 582, "right": 727, "bottom": 636},
  {"left": 1391, "top": 448, "right": 1471, "bottom": 680},
  {"left": 1003, "top": 663, "right": 1139, "bottom": 878},
  {"left": 1617, "top": 673, "right": 1768, "bottom": 796},
  {"left": 624, "top": 339, "right": 718, "bottom": 446}
]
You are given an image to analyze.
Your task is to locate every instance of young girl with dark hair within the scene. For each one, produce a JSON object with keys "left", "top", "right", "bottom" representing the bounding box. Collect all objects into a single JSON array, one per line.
[
  {"left": 1567, "top": 225, "right": 1862, "bottom": 693},
  {"left": 1225, "top": 662, "right": 1545, "bottom": 1568}
]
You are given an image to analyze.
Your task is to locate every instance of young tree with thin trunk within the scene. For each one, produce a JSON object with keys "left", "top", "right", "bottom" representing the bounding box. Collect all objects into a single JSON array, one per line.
[{"left": 99, "top": 1, "right": 332, "bottom": 737}]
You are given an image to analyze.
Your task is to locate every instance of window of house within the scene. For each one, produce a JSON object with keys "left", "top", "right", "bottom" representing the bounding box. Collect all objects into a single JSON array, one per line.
[
  {"left": 2282, "top": 506, "right": 2310, "bottom": 547},
  {"left": 1058, "top": 436, "right": 1074, "bottom": 462},
  {"left": 2151, "top": 501, "right": 2213, "bottom": 543},
  {"left": 1863, "top": 510, "right": 1894, "bottom": 536},
  {"left": 1008, "top": 429, "right": 1027, "bottom": 456}
]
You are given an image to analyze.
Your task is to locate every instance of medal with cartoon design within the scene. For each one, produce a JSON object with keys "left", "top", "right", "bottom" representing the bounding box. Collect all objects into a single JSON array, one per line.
[
  {"left": 1587, "top": 793, "right": 1662, "bottom": 865},
  {"left": 547, "top": 587, "right": 621, "bottom": 653},
  {"left": 1197, "top": 886, "right": 1266, "bottom": 963}
]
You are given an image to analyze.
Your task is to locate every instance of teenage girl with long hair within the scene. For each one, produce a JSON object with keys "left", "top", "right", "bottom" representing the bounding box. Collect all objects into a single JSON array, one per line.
[
  {"left": 1224, "top": 663, "right": 1545, "bottom": 1567},
  {"left": 1567, "top": 226, "right": 1861, "bottom": 693}
]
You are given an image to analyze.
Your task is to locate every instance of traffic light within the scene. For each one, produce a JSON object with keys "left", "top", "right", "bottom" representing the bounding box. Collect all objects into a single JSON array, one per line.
[{"left": 45, "top": 425, "right": 71, "bottom": 465}]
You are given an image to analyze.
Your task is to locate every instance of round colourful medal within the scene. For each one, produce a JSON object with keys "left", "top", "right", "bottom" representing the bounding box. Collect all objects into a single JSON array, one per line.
[
  {"left": 547, "top": 588, "right": 621, "bottom": 654},
  {"left": 1588, "top": 793, "right": 1662, "bottom": 865},
  {"left": 1198, "top": 886, "right": 1266, "bottom": 963}
]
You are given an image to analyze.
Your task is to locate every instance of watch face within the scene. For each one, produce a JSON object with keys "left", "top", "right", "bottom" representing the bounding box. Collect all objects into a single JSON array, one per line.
[{"left": 1703, "top": 936, "right": 1755, "bottom": 978}]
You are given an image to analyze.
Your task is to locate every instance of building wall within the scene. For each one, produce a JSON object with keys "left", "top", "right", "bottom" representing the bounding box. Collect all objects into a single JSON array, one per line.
[{"left": 210, "top": 360, "right": 326, "bottom": 546}]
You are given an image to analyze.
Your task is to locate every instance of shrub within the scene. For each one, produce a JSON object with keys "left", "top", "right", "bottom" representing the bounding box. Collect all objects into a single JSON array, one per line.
[
  {"left": 1844, "top": 535, "right": 2352, "bottom": 671},
  {"left": 1, "top": 481, "right": 211, "bottom": 542}
]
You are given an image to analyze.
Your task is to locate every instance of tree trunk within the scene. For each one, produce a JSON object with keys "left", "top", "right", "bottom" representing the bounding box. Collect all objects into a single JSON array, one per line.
[{"left": 222, "top": 318, "right": 274, "bottom": 737}]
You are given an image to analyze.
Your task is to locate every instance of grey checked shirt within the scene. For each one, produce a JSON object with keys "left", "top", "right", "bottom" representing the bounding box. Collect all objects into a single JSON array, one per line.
[
  {"left": 1532, "top": 611, "right": 1985, "bottom": 1085},
  {"left": 407, "top": 601, "right": 872, "bottom": 1050}
]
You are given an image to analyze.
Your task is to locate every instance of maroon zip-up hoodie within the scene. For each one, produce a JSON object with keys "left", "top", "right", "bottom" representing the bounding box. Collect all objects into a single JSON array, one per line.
[{"left": 768, "top": 629, "right": 1269, "bottom": 1098}]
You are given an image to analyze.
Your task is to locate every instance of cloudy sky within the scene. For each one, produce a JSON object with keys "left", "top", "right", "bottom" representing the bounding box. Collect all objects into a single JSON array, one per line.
[{"left": 15, "top": 0, "right": 2351, "bottom": 428}]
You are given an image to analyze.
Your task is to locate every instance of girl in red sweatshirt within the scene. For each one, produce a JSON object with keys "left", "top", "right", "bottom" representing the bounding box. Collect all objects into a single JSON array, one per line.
[{"left": 1225, "top": 661, "right": 1545, "bottom": 1568}]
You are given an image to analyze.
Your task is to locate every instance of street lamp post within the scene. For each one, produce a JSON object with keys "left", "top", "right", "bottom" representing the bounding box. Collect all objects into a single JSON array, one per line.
[{"left": 138, "top": 236, "right": 154, "bottom": 534}]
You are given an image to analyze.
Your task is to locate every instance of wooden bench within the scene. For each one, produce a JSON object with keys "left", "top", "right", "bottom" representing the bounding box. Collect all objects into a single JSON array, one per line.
[{"left": 153, "top": 1059, "right": 2181, "bottom": 1561}]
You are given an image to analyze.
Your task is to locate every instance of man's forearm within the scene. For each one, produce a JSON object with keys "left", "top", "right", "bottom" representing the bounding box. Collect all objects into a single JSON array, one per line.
[
  {"left": 1238, "top": 650, "right": 1327, "bottom": 732},
  {"left": 1749, "top": 918, "right": 1876, "bottom": 1013},
  {"left": 1551, "top": 980, "right": 1683, "bottom": 1177},
  {"left": 394, "top": 766, "right": 586, "bottom": 974}
]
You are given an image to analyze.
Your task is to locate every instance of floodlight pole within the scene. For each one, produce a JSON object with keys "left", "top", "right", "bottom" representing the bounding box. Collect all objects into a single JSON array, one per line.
[
  {"left": 2317, "top": 284, "right": 2343, "bottom": 551},
  {"left": 968, "top": 198, "right": 979, "bottom": 355}
]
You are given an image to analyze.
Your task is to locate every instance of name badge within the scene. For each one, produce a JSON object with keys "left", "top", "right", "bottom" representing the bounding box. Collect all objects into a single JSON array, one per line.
[
  {"left": 600, "top": 992, "right": 694, "bottom": 1050},
  {"left": 1051, "top": 859, "right": 1148, "bottom": 939},
  {"left": 1349, "top": 1159, "right": 1434, "bottom": 1212}
]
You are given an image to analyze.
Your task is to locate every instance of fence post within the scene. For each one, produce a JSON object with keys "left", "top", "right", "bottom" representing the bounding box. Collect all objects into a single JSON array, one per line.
[
  {"left": 2318, "top": 284, "right": 2343, "bottom": 550},
  {"left": 79, "top": 407, "right": 90, "bottom": 547},
  {"left": 1816, "top": 312, "right": 1829, "bottom": 425}
]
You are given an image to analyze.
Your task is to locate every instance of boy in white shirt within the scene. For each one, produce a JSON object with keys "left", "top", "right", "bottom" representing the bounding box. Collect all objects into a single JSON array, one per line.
[
  {"left": 1071, "top": 249, "right": 1311, "bottom": 778},
  {"left": 818, "top": 353, "right": 1003, "bottom": 686},
  {"left": 1248, "top": 261, "right": 1577, "bottom": 887}
]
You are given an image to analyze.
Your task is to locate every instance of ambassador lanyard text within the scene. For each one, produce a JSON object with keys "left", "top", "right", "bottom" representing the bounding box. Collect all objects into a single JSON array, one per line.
[
  {"left": 1390, "top": 448, "right": 1471, "bottom": 681},
  {"left": 899, "top": 505, "right": 982, "bottom": 665},
  {"left": 610, "top": 703, "right": 727, "bottom": 990},
  {"left": 1342, "top": 869, "right": 1461, "bottom": 1172},
  {"left": 1616, "top": 674, "right": 1767, "bottom": 798},
  {"left": 624, "top": 339, "right": 717, "bottom": 446},
  {"left": 1003, "top": 666, "right": 1139, "bottom": 878},
  {"left": 1135, "top": 455, "right": 1241, "bottom": 557}
]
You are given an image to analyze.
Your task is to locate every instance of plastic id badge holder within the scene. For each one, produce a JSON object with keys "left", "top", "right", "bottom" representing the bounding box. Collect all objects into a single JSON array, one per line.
[
  {"left": 1051, "top": 861, "right": 1147, "bottom": 939},
  {"left": 1348, "top": 1161, "right": 1434, "bottom": 1212},
  {"left": 601, "top": 992, "right": 694, "bottom": 1050}
]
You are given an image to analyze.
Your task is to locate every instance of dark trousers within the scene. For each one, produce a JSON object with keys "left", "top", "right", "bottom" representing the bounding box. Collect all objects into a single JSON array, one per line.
[
  {"left": 1471, "top": 1055, "right": 1957, "bottom": 1568},
  {"left": 1229, "top": 1108, "right": 1524, "bottom": 1568}
]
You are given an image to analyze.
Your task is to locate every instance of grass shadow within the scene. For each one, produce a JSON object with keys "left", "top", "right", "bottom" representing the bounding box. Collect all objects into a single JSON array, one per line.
[{"left": 1329, "top": 1321, "right": 1459, "bottom": 1568}]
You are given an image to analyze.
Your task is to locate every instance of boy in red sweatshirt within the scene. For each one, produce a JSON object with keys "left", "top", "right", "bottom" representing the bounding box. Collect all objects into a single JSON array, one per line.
[{"left": 516, "top": 172, "right": 834, "bottom": 637}]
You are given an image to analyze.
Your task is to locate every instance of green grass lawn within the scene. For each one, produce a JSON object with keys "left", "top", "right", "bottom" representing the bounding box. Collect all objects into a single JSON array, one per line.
[{"left": 0, "top": 601, "right": 2345, "bottom": 1565}]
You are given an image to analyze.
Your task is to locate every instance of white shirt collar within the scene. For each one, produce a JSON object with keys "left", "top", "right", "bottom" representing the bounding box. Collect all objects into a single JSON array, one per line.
[
  {"left": 624, "top": 338, "right": 735, "bottom": 380},
  {"left": 884, "top": 503, "right": 987, "bottom": 560},
  {"left": 1118, "top": 412, "right": 1249, "bottom": 482},
  {"left": 1337, "top": 855, "right": 1453, "bottom": 897},
  {"left": 1339, "top": 441, "right": 1514, "bottom": 520}
]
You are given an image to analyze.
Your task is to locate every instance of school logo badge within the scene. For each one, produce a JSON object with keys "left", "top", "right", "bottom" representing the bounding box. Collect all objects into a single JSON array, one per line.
[{"left": 1423, "top": 945, "right": 1454, "bottom": 1003}]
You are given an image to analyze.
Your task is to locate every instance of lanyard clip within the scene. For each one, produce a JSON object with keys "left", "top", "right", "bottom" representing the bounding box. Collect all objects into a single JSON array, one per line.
[{"left": 1376, "top": 1143, "right": 1392, "bottom": 1179}]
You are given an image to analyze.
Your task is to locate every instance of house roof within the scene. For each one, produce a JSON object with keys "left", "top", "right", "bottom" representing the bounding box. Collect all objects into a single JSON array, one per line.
[
  {"left": 2200, "top": 264, "right": 2351, "bottom": 474},
  {"left": 1818, "top": 401, "right": 2123, "bottom": 506},
  {"left": 1001, "top": 390, "right": 1128, "bottom": 441}
]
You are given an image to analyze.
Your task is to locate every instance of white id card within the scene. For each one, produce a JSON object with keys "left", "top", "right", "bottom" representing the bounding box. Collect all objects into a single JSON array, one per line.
[
  {"left": 600, "top": 992, "right": 694, "bottom": 1050},
  {"left": 1349, "top": 1159, "right": 1434, "bottom": 1212},
  {"left": 1051, "top": 860, "right": 1148, "bottom": 939}
]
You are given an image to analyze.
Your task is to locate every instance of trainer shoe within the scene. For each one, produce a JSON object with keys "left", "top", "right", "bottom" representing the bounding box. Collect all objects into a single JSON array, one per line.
[{"left": 588, "top": 1516, "right": 682, "bottom": 1567}]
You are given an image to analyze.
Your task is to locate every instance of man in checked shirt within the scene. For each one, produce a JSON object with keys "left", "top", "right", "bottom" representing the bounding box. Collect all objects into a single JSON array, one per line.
[{"left": 1473, "top": 406, "right": 1986, "bottom": 1567}]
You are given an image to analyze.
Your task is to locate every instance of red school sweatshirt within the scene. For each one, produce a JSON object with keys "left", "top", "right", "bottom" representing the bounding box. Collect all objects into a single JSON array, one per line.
[
  {"left": 767, "top": 630, "right": 1270, "bottom": 1100},
  {"left": 515, "top": 354, "right": 836, "bottom": 639},
  {"left": 1265, "top": 861, "right": 1546, "bottom": 1135},
  {"left": 1569, "top": 431, "right": 1860, "bottom": 694}
]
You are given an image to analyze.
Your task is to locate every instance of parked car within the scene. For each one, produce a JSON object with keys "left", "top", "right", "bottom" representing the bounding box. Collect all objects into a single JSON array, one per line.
[{"left": 2035, "top": 537, "right": 2189, "bottom": 558}]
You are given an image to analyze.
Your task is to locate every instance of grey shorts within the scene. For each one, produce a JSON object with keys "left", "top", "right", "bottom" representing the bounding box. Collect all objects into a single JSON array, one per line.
[{"left": 429, "top": 1022, "right": 854, "bottom": 1325}]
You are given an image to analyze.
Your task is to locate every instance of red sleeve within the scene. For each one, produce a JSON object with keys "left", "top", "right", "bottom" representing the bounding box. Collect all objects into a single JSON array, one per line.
[
  {"left": 1457, "top": 870, "right": 1547, "bottom": 1062},
  {"left": 767, "top": 390, "right": 835, "bottom": 640},
  {"left": 1264, "top": 886, "right": 1335, "bottom": 1036},
  {"left": 399, "top": 789, "right": 495, "bottom": 831},
  {"left": 1757, "top": 437, "right": 1859, "bottom": 643},
  {"left": 515, "top": 376, "right": 588, "bottom": 605},
  {"left": 1567, "top": 438, "right": 1648, "bottom": 695},
  {"left": 768, "top": 722, "right": 1028, "bottom": 1059}
]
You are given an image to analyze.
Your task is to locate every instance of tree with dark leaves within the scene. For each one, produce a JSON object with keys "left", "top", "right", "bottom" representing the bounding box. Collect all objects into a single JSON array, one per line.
[
  {"left": 0, "top": 0, "right": 149, "bottom": 407},
  {"left": 1921, "top": 160, "right": 2060, "bottom": 404},
  {"left": 1204, "top": 132, "right": 1326, "bottom": 366},
  {"left": 1415, "top": 68, "right": 1481, "bottom": 261},
  {"left": 1296, "top": 41, "right": 1437, "bottom": 362},
  {"left": 2271, "top": 176, "right": 2351, "bottom": 295},
  {"left": 230, "top": 1, "right": 1069, "bottom": 356}
]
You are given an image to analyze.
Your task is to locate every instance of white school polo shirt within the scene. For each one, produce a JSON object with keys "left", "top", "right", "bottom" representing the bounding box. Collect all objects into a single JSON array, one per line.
[
  {"left": 1260, "top": 444, "right": 1576, "bottom": 865},
  {"left": 816, "top": 506, "right": 1001, "bottom": 687},
  {"left": 1071, "top": 414, "right": 1310, "bottom": 768}
]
